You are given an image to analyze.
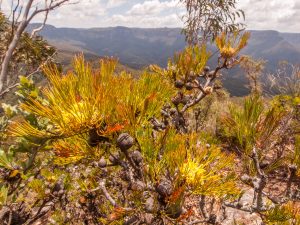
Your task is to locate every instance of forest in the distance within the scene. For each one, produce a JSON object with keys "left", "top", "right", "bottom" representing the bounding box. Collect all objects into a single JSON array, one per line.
[
  {"left": 27, "top": 24, "right": 300, "bottom": 96},
  {"left": 0, "top": 0, "right": 300, "bottom": 225}
]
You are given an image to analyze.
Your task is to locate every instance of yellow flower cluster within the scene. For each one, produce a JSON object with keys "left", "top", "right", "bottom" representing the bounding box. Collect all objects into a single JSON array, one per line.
[
  {"left": 216, "top": 32, "right": 250, "bottom": 58},
  {"left": 180, "top": 159, "right": 205, "bottom": 185}
]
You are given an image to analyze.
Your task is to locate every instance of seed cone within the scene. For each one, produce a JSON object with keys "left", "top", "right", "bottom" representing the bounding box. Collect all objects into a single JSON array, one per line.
[
  {"left": 117, "top": 133, "right": 134, "bottom": 151},
  {"left": 109, "top": 153, "right": 120, "bottom": 165},
  {"left": 156, "top": 179, "right": 172, "bottom": 198},
  {"left": 203, "top": 66, "right": 210, "bottom": 73},
  {"left": 98, "top": 157, "right": 107, "bottom": 168},
  {"left": 185, "top": 82, "right": 193, "bottom": 90},
  {"left": 175, "top": 80, "right": 184, "bottom": 88},
  {"left": 131, "top": 150, "right": 143, "bottom": 165}
]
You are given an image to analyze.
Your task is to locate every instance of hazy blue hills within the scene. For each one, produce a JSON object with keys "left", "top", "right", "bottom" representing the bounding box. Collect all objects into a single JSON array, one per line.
[{"left": 28, "top": 24, "right": 300, "bottom": 96}]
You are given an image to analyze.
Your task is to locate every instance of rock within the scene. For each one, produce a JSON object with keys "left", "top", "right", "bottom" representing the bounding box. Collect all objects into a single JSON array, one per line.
[
  {"left": 145, "top": 196, "right": 156, "bottom": 213},
  {"left": 144, "top": 213, "right": 155, "bottom": 224},
  {"left": 222, "top": 189, "right": 264, "bottom": 225}
]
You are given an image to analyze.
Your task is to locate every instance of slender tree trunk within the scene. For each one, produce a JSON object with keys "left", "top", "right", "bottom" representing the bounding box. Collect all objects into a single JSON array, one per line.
[
  {"left": 0, "top": 0, "right": 33, "bottom": 92},
  {"left": 0, "top": 23, "right": 26, "bottom": 91}
]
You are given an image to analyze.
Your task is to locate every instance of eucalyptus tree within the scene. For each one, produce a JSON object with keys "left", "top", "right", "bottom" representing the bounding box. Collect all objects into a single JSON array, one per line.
[{"left": 181, "top": 0, "right": 245, "bottom": 44}]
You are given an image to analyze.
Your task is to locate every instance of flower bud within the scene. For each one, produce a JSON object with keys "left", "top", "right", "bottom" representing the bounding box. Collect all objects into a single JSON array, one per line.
[
  {"left": 181, "top": 95, "right": 191, "bottom": 105},
  {"left": 189, "top": 71, "right": 196, "bottom": 79}
]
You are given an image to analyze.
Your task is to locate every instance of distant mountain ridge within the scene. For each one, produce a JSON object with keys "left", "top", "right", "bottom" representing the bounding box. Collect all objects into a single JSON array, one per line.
[{"left": 28, "top": 24, "right": 300, "bottom": 96}]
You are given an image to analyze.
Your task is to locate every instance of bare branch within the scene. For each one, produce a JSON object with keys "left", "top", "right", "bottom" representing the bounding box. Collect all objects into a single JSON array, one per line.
[
  {"left": 99, "top": 179, "right": 117, "bottom": 207},
  {"left": 286, "top": 164, "right": 297, "bottom": 198},
  {"left": 0, "top": 50, "right": 56, "bottom": 98},
  {"left": 27, "top": 0, "right": 70, "bottom": 22},
  {"left": 251, "top": 147, "right": 267, "bottom": 211},
  {"left": 0, "top": 0, "right": 33, "bottom": 89},
  {"left": 188, "top": 219, "right": 209, "bottom": 225},
  {"left": 30, "top": 8, "right": 49, "bottom": 38},
  {"left": 180, "top": 59, "right": 227, "bottom": 113}
]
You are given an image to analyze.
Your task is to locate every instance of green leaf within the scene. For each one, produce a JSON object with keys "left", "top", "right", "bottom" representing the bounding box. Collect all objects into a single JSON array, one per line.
[
  {"left": 29, "top": 89, "right": 39, "bottom": 98},
  {"left": 19, "top": 75, "right": 30, "bottom": 86},
  {"left": 1, "top": 103, "right": 18, "bottom": 118},
  {"left": 0, "top": 149, "right": 13, "bottom": 170},
  {"left": 0, "top": 186, "right": 8, "bottom": 205}
]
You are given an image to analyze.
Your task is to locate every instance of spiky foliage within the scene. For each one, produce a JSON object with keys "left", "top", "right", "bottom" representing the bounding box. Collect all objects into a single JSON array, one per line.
[
  {"left": 216, "top": 32, "right": 250, "bottom": 59},
  {"left": 220, "top": 94, "right": 300, "bottom": 217},
  {"left": 267, "top": 62, "right": 300, "bottom": 97},
  {"left": 0, "top": 39, "right": 248, "bottom": 224},
  {"left": 150, "top": 45, "right": 210, "bottom": 92},
  {"left": 150, "top": 36, "right": 249, "bottom": 134},
  {"left": 10, "top": 56, "right": 174, "bottom": 141},
  {"left": 269, "top": 65, "right": 300, "bottom": 179},
  {"left": 240, "top": 55, "right": 266, "bottom": 94},
  {"left": 137, "top": 128, "right": 238, "bottom": 197},
  {"left": 264, "top": 202, "right": 300, "bottom": 225},
  {"left": 221, "top": 95, "right": 285, "bottom": 157},
  {"left": 167, "top": 45, "right": 210, "bottom": 81}
]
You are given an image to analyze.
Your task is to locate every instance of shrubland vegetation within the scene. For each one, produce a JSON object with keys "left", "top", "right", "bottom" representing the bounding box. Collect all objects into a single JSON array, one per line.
[{"left": 0, "top": 1, "right": 300, "bottom": 225}]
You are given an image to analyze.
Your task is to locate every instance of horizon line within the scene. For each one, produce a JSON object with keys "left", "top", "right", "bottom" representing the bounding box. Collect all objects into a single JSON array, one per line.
[{"left": 29, "top": 23, "right": 300, "bottom": 34}]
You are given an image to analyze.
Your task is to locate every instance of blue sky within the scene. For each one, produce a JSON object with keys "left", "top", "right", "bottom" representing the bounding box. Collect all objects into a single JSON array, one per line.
[{"left": 1, "top": 0, "right": 300, "bottom": 32}]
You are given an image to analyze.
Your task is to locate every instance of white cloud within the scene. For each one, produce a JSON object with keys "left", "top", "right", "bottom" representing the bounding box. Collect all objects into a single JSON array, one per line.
[
  {"left": 1, "top": 0, "right": 107, "bottom": 27},
  {"left": 108, "top": 13, "right": 183, "bottom": 27},
  {"left": 107, "top": 0, "right": 126, "bottom": 8},
  {"left": 0, "top": 0, "right": 10, "bottom": 11},
  {"left": 127, "top": 0, "right": 182, "bottom": 16},
  {"left": 35, "top": 0, "right": 107, "bottom": 27},
  {"left": 238, "top": 0, "right": 298, "bottom": 32},
  {"left": 113, "top": 0, "right": 184, "bottom": 27},
  {"left": 1, "top": 0, "right": 299, "bottom": 32}
]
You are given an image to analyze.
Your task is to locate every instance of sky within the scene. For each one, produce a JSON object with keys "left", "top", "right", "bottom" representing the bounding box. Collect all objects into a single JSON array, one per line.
[{"left": 1, "top": 0, "right": 300, "bottom": 32}]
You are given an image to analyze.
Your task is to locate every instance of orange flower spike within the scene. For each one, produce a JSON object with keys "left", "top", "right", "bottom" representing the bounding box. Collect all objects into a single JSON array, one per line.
[
  {"left": 106, "top": 123, "right": 125, "bottom": 134},
  {"left": 167, "top": 186, "right": 185, "bottom": 203},
  {"left": 177, "top": 208, "right": 194, "bottom": 222}
]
